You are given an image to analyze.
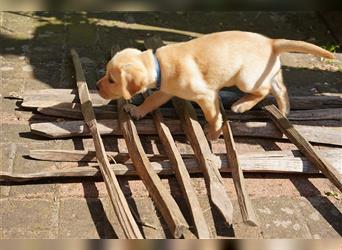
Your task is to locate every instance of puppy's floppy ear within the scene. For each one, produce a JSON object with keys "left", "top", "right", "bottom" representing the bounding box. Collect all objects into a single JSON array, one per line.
[{"left": 118, "top": 64, "right": 145, "bottom": 100}]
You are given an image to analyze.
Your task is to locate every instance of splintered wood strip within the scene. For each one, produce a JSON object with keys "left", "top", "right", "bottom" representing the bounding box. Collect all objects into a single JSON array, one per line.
[
  {"left": 219, "top": 100, "right": 258, "bottom": 226},
  {"left": 283, "top": 108, "right": 342, "bottom": 121},
  {"left": 24, "top": 88, "right": 93, "bottom": 95},
  {"left": 29, "top": 149, "right": 175, "bottom": 163},
  {"left": 117, "top": 98, "right": 188, "bottom": 238},
  {"left": 22, "top": 90, "right": 110, "bottom": 108},
  {"left": 37, "top": 103, "right": 116, "bottom": 120},
  {"left": 21, "top": 88, "right": 342, "bottom": 110},
  {"left": 28, "top": 148, "right": 342, "bottom": 166},
  {"left": 70, "top": 49, "right": 143, "bottom": 239},
  {"left": 2, "top": 150, "right": 342, "bottom": 182},
  {"left": 30, "top": 119, "right": 181, "bottom": 138},
  {"left": 37, "top": 104, "right": 342, "bottom": 121},
  {"left": 143, "top": 91, "right": 210, "bottom": 239},
  {"left": 29, "top": 149, "right": 113, "bottom": 162},
  {"left": 219, "top": 90, "right": 342, "bottom": 111},
  {"left": 29, "top": 119, "right": 342, "bottom": 146},
  {"left": 264, "top": 105, "right": 342, "bottom": 192},
  {"left": 172, "top": 97, "right": 234, "bottom": 225}
]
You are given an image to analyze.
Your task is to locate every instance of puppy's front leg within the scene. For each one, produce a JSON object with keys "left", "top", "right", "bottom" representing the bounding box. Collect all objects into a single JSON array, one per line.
[
  {"left": 124, "top": 90, "right": 172, "bottom": 119},
  {"left": 197, "top": 95, "right": 223, "bottom": 141}
]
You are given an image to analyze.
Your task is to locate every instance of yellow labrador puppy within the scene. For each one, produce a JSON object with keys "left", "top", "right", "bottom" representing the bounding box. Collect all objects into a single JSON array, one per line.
[{"left": 96, "top": 31, "right": 334, "bottom": 140}]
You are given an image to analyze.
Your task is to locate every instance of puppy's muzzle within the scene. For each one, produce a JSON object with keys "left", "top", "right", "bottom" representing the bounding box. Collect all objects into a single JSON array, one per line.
[{"left": 96, "top": 80, "right": 101, "bottom": 91}]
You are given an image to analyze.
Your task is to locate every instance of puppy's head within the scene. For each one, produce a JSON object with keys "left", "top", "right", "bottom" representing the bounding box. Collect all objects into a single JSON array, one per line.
[{"left": 97, "top": 48, "right": 153, "bottom": 100}]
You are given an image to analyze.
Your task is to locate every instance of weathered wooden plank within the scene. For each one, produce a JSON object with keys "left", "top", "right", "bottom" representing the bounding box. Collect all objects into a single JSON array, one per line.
[
  {"left": 144, "top": 91, "right": 210, "bottom": 238},
  {"left": 172, "top": 97, "right": 234, "bottom": 225},
  {"left": 2, "top": 149, "right": 341, "bottom": 182},
  {"left": 21, "top": 88, "right": 342, "bottom": 110},
  {"left": 2, "top": 154, "right": 342, "bottom": 181},
  {"left": 29, "top": 149, "right": 173, "bottom": 163},
  {"left": 220, "top": 92, "right": 342, "bottom": 110},
  {"left": 264, "top": 104, "right": 342, "bottom": 192},
  {"left": 37, "top": 103, "right": 116, "bottom": 120},
  {"left": 70, "top": 49, "right": 143, "bottom": 239},
  {"left": 22, "top": 89, "right": 110, "bottom": 108},
  {"left": 284, "top": 108, "right": 342, "bottom": 121},
  {"left": 117, "top": 98, "right": 188, "bottom": 238},
  {"left": 28, "top": 148, "right": 342, "bottom": 166},
  {"left": 30, "top": 118, "right": 342, "bottom": 146},
  {"left": 29, "top": 119, "right": 183, "bottom": 138},
  {"left": 220, "top": 100, "right": 258, "bottom": 226},
  {"left": 36, "top": 104, "right": 342, "bottom": 121}
]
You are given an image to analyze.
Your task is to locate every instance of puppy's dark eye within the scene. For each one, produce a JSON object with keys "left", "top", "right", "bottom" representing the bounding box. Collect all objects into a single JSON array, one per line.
[{"left": 108, "top": 77, "right": 115, "bottom": 84}]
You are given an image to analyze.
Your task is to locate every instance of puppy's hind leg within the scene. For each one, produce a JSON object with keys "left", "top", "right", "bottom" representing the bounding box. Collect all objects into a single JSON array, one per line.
[
  {"left": 270, "top": 71, "right": 290, "bottom": 116},
  {"left": 197, "top": 94, "right": 223, "bottom": 141},
  {"left": 231, "top": 88, "right": 269, "bottom": 113}
]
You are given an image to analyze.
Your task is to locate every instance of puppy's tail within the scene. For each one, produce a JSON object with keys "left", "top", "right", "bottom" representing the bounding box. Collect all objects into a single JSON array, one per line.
[{"left": 273, "top": 39, "right": 335, "bottom": 59}]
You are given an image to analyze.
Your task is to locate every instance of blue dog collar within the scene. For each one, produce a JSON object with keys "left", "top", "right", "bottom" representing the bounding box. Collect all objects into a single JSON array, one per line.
[{"left": 154, "top": 54, "right": 161, "bottom": 89}]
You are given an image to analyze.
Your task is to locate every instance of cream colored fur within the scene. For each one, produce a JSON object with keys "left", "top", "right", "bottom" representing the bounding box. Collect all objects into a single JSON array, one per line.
[{"left": 96, "top": 31, "right": 334, "bottom": 140}]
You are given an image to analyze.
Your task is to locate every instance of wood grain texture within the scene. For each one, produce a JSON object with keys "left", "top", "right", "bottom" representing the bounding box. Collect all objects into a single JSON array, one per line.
[
  {"left": 37, "top": 103, "right": 116, "bottom": 120},
  {"left": 22, "top": 89, "right": 110, "bottom": 107},
  {"left": 117, "top": 98, "right": 188, "bottom": 238},
  {"left": 30, "top": 119, "right": 342, "bottom": 146},
  {"left": 22, "top": 88, "right": 342, "bottom": 110},
  {"left": 70, "top": 49, "right": 143, "bottom": 239},
  {"left": 264, "top": 104, "right": 342, "bottom": 192},
  {"left": 27, "top": 148, "right": 342, "bottom": 174},
  {"left": 220, "top": 100, "right": 258, "bottom": 226},
  {"left": 172, "top": 97, "right": 234, "bottom": 225},
  {"left": 2, "top": 149, "right": 341, "bottom": 182},
  {"left": 143, "top": 91, "right": 210, "bottom": 238},
  {"left": 36, "top": 104, "right": 342, "bottom": 121},
  {"left": 29, "top": 149, "right": 172, "bottom": 163}
]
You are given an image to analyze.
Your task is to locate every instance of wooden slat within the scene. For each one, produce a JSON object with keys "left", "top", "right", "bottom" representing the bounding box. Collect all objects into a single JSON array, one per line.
[
  {"left": 219, "top": 100, "right": 258, "bottom": 226},
  {"left": 22, "top": 89, "right": 110, "bottom": 108},
  {"left": 143, "top": 91, "right": 210, "bottom": 238},
  {"left": 36, "top": 104, "right": 342, "bottom": 121},
  {"left": 70, "top": 49, "right": 143, "bottom": 239},
  {"left": 28, "top": 148, "right": 342, "bottom": 169},
  {"left": 37, "top": 103, "right": 116, "bottom": 120},
  {"left": 30, "top": 119, "right": 342, "bottom": 146},
  {"left": 117, "top": 98, "right": 188, "bottom": 238},
  {"left": 21, "top": 88, "right": 342, "bottom": 110},
  {"left": 219, "top": 91, "right": 342, "bottom": 110},
  {"left": 264, "top": 104, "right": 342, "bottom": 192},
  {"left": 282, "top": 108, "right": 342, "bottom": 121},
  {"left": 30, "top": 149, "right": 113, "bottom": 162},
  {"left": 30, "top": 119, "right": 183, "bottom": 138},
  {"left": 172, "top": 97, "right": 234, "bottom": 225},
  {"left": 29, "top": 149, "right": 173, "bottom": 163},
  {"left": 2, "top": 149, "right": 342, "bottom": 182}
]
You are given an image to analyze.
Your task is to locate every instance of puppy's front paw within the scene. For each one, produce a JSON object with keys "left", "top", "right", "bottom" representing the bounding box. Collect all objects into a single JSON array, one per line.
[
  {"left": 204, "top": 124, "right": 221, "bottom": 141},
  {"left": 231, "top": 102, "right": 249, "bottom": 113},
  {"left": 123, "top": 104, "right": 145, "bottom": 120}
]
